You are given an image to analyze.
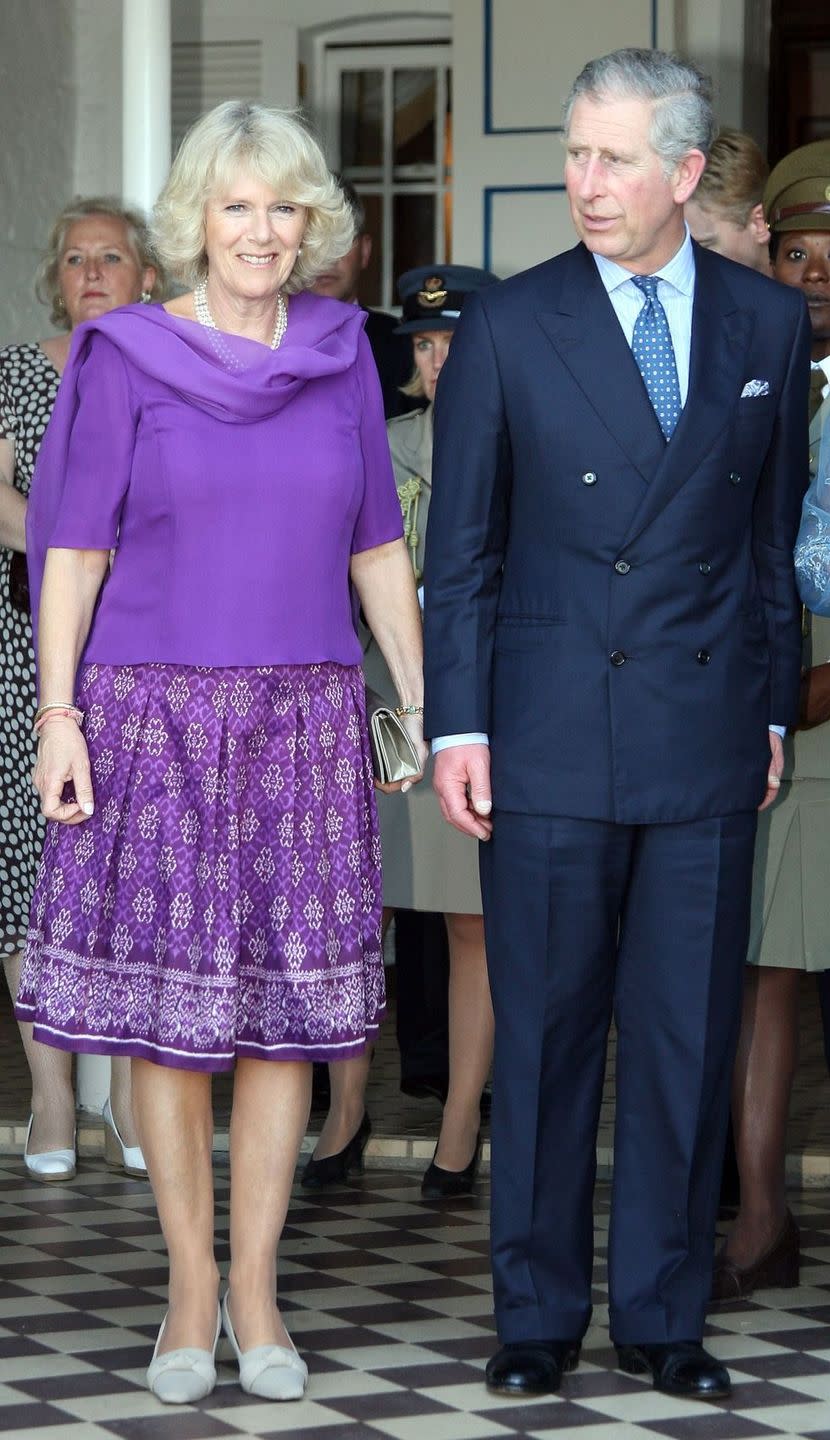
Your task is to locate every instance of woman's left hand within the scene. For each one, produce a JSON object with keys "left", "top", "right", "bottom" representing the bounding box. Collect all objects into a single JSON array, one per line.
[{"left": 374, "top": 713, "right": 429, "bottom": 795}]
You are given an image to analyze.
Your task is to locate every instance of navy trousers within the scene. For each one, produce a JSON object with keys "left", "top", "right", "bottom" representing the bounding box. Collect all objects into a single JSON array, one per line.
[{"left": 479, "top": 809, "right": 757, "bottom": 1344}]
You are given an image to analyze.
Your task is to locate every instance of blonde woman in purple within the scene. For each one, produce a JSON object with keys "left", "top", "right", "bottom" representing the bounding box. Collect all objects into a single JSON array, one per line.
[{"left": 19, "top": 102, "right": 426, "bottom": 1405}]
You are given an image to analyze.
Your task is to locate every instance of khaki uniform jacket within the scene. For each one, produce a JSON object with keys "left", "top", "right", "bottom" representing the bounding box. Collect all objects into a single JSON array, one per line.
[{"left": 364, "top": 406, "right": 482, "bottom": 914}]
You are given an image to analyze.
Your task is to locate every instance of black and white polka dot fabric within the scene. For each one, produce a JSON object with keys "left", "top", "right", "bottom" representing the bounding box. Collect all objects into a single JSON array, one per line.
[
  {"left": 631, "top": 275, "right": 682, "bottom": 439},
  {"left": 0, "top": 345, "right": 59, "bottom": 958}
]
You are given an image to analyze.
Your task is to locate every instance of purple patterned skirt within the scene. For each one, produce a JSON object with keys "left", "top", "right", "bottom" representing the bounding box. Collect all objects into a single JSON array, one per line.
[{"left": 17, "top": 661, "right": 385, "bottom": 1070}]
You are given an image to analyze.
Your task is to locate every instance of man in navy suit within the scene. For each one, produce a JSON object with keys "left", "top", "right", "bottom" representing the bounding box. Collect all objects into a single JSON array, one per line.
[{"left": 424, "top": 48, "right": 810, "bottom": 1402}]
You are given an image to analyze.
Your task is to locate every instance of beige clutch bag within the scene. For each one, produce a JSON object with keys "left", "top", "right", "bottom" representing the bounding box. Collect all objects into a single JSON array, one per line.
[{"left": 365, "top": 686, "right": 422, "bottom": 784}]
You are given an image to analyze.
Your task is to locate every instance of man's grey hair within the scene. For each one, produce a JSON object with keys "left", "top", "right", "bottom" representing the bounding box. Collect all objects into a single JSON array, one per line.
[{"left": 563, "top": 48, "right": 716, "bottom": 173}]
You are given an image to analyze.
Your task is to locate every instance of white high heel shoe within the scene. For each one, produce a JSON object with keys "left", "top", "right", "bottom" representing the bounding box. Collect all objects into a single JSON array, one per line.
[
  {"left": 146, "top": 1305, "right": 221, "bottom": 1404},
  {"left": 102, "top": 1097, "right": 148, "bottom": 1177},
  {"left": 23, "top": 1115, "right": 76, "bottom": 1183},
  {"left": 221, "top": 1291, "right": 307, "bottom": 1400}
]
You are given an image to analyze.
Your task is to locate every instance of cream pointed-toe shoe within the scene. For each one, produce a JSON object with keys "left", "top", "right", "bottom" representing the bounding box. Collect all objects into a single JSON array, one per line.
[
  {"left": 23, "top": 1115, "right": 77, "bottom": 1183},
  {"left": 146, "top": 1305, "right": 221, "bottom": 1404},
  {"left": 102, "top": 1097, "right": 148, "bottom": 1177},
  {"left": 221, "top": 1292, "right": 308, "bottom": 1400}
]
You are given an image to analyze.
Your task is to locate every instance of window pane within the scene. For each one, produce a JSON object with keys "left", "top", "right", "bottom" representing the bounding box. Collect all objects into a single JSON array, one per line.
[
  {"left": 394, "top": 68, "right": 436, "bottom": 170},
  {"left": 340, "top": 70, "right": 383, "bottom": 169},
  {"left": 393, "top": 193, "right": 437, "bottom": 283}
]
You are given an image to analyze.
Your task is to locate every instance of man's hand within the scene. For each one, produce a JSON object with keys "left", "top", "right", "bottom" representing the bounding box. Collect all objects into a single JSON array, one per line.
[
  {"left": 758, "top": 730, "right": 784, "bottom": 811},
  {"left": 433, "top": 743, "right": 493, "bottom": 840}
]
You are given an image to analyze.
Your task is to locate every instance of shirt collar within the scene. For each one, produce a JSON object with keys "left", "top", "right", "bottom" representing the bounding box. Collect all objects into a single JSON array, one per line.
[
  {"left": 814, "top": 356, "right": 830, "bottom": 385},
  {"left": 592, "top": 224, "right": 696, "bottom": 298}
]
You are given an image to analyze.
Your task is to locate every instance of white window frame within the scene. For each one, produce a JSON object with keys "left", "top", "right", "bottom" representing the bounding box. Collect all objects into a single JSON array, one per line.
[
  {"left": 306, "top": 15, "right": 452, "bottom": 310},
  {"left": 323, "top": 45, "right": 451, "bottom": 307}
]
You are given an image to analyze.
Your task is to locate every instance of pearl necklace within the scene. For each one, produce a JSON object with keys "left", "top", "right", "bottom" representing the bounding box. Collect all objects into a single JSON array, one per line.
[{"left": 193, "top": 276, "right": 287, "bottom": 350}]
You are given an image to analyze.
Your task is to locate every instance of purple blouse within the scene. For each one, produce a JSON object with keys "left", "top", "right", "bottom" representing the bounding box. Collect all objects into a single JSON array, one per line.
[{"left": 27, "top": 294, "right": 403, "bottom": 668}]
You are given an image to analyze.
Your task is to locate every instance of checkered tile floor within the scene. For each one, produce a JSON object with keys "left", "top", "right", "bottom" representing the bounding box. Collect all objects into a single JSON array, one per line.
[{"left": 3, "top": 1162, "right": 830, "bottom": 1440}]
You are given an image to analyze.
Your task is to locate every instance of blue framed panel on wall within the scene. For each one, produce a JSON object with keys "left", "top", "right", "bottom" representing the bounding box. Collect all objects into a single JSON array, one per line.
[
  {"left": 483, "top": 0, "right": 660, "bottom": 136},
  {"left": 483, "top": 184, "right": 568, "bottom": 273}
]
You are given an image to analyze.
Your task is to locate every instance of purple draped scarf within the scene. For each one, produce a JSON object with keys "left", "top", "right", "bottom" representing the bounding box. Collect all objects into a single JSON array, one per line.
[{"left": 26, "top": 294, "right": 367, "bottom": 651}]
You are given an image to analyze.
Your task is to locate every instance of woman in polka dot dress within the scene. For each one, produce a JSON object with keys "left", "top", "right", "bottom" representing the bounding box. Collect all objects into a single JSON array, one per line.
[{"left": 0, "top": 197, "right": 163, "bottom": 1181}]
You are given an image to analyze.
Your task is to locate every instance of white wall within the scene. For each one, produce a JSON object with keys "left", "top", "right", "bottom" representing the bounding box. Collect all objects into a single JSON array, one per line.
[
  {"left": 0, "top": 0, "right": 76, "bottom": 345},
  {"left": 73, "top": 0, "right": 124, "bottom": 200},
  {"left": 675, "top": 0, "right": 770, "bottom": 140}
]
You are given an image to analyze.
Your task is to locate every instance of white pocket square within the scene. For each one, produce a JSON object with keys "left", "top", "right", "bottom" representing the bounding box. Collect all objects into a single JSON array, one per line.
[{"left": 740, "top": 379, "right": 770, "bottom": 398}]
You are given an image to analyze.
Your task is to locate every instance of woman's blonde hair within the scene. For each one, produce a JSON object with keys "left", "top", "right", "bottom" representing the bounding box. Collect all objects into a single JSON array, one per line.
[
  {"left": 36, "top": 196, "right": 165, "bottom": 330},
  {"left": 693, "top": 128, "right": 769, "bottom": 227},
  {"left": 400, "top": 364, "right": 426, "bottom": 400},
  {"left": 152, "top": 101, "right": 354, "bottom": 292}
]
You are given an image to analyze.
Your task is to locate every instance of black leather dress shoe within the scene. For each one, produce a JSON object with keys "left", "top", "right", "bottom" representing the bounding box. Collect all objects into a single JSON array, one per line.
[
  {"left": 485, "top": 1340, "right": 580, "bottom": 1396},
  {"left": 616, "top": 1341, "right": 731, "bottom": 1400},
  {"left": 301, "top": 1112, "right": 371, "bottom": 1190}
]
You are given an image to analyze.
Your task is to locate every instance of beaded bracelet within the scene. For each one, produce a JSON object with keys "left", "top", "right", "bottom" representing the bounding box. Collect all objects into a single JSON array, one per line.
[
  {"left": 33, "top": 704, "right": 84, "bottom": 735},
  {"left": 394, "top": 705, "right": 424, "bottom": 717}
]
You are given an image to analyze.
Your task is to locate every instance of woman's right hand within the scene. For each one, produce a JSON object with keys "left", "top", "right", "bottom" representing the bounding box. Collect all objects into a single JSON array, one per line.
[{"left": 33, "top": 718, "right": 95, "bottom": 824}]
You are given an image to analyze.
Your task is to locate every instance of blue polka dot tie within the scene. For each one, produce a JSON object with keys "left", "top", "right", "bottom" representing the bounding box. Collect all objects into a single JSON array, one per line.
[{"left": 631, "top": 275, "right": 681, "bottom": 440}]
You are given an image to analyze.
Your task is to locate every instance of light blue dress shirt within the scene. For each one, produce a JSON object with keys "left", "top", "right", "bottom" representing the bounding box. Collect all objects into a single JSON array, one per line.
[
  {"left": 592, "top": 226, "right": 695, "bottom": 405},
  {"left": 432, "top": 230, "right": 783, "bottom": 751}
]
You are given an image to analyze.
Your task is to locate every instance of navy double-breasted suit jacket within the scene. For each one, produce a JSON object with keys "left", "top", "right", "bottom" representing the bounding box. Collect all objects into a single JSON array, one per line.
[{"left": 423, "top": 241, "right": 812, "bottom": 825}]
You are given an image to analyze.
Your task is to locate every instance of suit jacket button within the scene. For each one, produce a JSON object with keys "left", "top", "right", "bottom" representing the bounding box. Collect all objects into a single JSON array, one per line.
[
  {"left": 581, "top": 471, "right": 598, "bottom": 485},
  {"left": 610, "top": 650, "right": 626, "bottom": 666},
  {"left": 614, "top": 559, "right": 631, "bottom": 575},
  {"left": 696, "top": 648, "right": 711, "bottom": 665},
  {"left": 729, "top": 471, "right": 741, "bottom": 485},
  {"left": 699, "top": 561, "right": 711, "bottom": 575}
]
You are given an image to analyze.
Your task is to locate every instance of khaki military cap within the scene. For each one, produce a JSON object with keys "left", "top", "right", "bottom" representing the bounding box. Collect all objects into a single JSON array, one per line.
[{"left": 763, "top": 139, "right": 830, "bottom": 233}]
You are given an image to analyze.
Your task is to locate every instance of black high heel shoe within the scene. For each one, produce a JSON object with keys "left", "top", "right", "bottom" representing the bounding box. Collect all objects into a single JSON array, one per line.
[
  {"left": 301, "top": 1112, "right": 371, "bottom": 1190},
  {"left": 421, "top": 1133, "right": 481, "bottom": 1199}
]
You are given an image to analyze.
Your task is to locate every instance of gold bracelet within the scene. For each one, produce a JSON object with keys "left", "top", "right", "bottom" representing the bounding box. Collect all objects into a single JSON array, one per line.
[{"left": 394, "top": 704, "right": 424, "bottom": 716}]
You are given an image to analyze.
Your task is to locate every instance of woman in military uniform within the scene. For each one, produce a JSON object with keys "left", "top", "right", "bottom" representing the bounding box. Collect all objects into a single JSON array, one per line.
[
  {"left": 712, "top": 141, "right": 830, "bottom": 1301},
  {"left": 304, "top": 265, "right": 498, "bottom": 1198}
]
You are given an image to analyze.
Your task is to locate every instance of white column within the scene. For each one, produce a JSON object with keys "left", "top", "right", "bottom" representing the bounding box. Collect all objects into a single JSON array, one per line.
[
  {"left": 121, "top": 0, "right": 172, "bottom": 210},
  {"left": 77, "top": 0, "right": 172, "bottom": 1115}
]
